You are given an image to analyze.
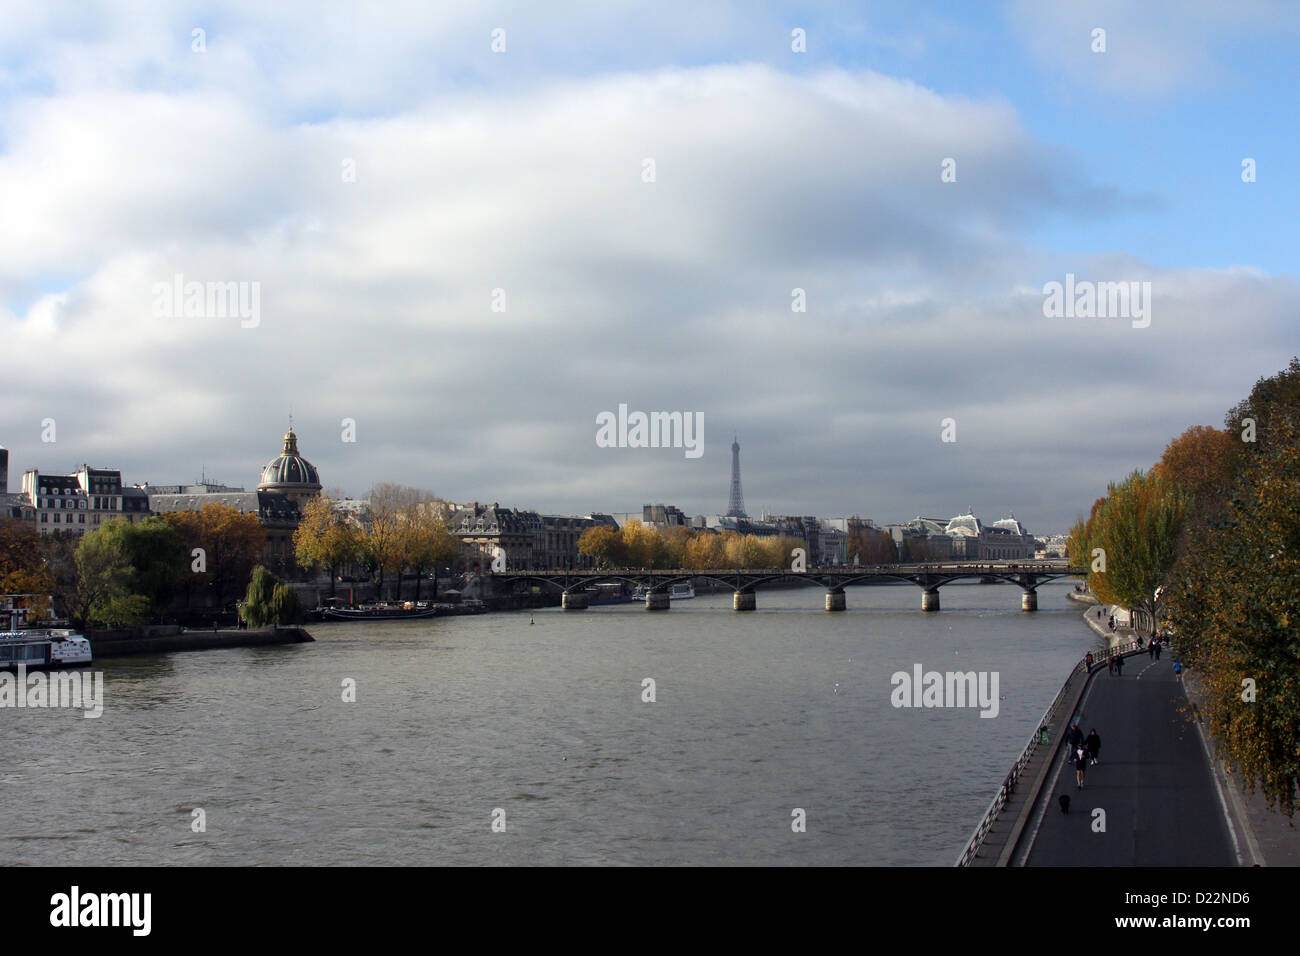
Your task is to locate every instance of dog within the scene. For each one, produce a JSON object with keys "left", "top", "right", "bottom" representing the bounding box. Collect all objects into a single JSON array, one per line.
[{"left": 1058, "top": 793, "right": 1071, "bottom": 814}]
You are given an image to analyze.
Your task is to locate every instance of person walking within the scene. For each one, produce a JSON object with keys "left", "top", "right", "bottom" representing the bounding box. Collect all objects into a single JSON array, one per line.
[
  {"left": 1155, "top": 640, "right": 1162, "bottom": 661},
  {"left": 1115, "top": 654, "right": 1124, "bottom": 677},
  {"left": 1085, "top": 651, "right": 1094, "bottom": 671},
  {"left": 1085, "top": 728, "right": 1101, "bottom": 766},
  {"left": 1065, "top": 722, "right": 1084, "bottom": 766},
  {"left": 1074, "top": 744, "right": 1088, "bottom": 789},
  {"left": 1149, "top": 639, "right": 1156, "bottom": 660}
]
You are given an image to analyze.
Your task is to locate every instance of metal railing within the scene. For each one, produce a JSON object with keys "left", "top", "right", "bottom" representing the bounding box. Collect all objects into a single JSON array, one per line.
[{"left": 953, "top": 638, "right": 1151, "bottom": 866}]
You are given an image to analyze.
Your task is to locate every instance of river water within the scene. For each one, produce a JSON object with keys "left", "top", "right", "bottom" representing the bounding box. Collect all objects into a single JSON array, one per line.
[{"left": 5, "top": 580, "right": 1098, "bottom": 865}]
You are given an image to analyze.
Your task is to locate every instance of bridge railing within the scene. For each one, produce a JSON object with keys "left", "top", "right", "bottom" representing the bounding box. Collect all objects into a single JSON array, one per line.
[{"left": 953, "top": 638, "right": 1149, "bottom": 867}]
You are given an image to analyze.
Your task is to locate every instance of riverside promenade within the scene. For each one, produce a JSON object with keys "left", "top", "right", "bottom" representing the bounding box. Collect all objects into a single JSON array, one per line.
[
  {"left": 1016, "top": 647, "right": 1238, "bottom": 865},
  {"left": 962, "top": 600, "right": 1252, "bottom": 866}
]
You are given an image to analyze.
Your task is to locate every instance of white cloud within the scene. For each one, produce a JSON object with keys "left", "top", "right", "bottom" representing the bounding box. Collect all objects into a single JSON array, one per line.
[{"left": 1, "top": 51, "right": 1296, "bottom": 531}]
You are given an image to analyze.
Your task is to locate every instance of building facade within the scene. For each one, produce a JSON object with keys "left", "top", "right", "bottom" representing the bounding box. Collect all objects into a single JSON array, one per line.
[
  {"left": 143, "top": 428, "right": 322, "bottom": 576},
  {"left": 19, "top": 465, "right": 151, "bottom": 536}
]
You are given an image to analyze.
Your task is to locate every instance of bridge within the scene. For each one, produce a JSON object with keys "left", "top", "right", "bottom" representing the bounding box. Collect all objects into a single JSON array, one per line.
[{"left": 487, "top": 561, "right": 1086, "bottom": 612}]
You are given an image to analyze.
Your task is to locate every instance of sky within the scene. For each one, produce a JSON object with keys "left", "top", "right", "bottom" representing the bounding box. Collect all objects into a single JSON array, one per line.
[{"left": 1, "top": 1, "right": 1297, "bottom": 533}]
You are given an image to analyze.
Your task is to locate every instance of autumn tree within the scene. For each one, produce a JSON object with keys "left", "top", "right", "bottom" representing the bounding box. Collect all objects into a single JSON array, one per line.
[
  {"left": 683, "top": 531, "right": 727, "bottom": 569},
  {"left": 357, "top": 484, "right": 409, "bottom": 600},
  {"left": 620, "top": 520, "right": 665, "bottom": 568},
  {"left": 164, "top": 504, "right": 266, "bottom": 608},
  {"left": 1165, "top": 357, "right": 1300, "bottom": 814},
  {"left": 0, "top": 518, "right": 54, "bottom": 620},
  {"left": 659, "top": 526, "right": 693, "bottom": 568},
  {"left": 1153, "top": 425, "right": 1240, "bottom": 530},
  {"left": 578, "top": 526, "right": 622, "bottom": 567},
  {"left": 294, "top": 497, "right": 361, "bottom": 596},
  {"left": 1065, "top": 517, "right": 1089, "bottom": 575},
  {"left": 400, "top": 500, "right": 458, "bottom": 600},
  {"left": 1086, "top": 469, "right": 1188, "bottom": 623},
  {"left": 848, "top": 525, "right": 896, "bottom": 565}
]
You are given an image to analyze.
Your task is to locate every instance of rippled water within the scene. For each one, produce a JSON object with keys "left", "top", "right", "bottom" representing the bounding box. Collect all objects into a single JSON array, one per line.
[{"left": 4, "top": 580, "right": 1093, "bottom": 865}]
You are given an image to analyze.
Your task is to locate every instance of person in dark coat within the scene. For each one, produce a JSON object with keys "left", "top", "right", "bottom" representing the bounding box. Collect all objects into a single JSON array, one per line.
[
  {"left": 1065, "top": 723, "right": 1084, "bottom": 765},
  {"left": 1085, "top": 729, "right": 1101, "bottom": 766}
]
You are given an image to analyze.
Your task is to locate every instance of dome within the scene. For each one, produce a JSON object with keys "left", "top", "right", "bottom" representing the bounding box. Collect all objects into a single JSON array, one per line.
[
  {"left": 258, "top": 429, "right": 321, "bottom": 498},
  {"left": 992, "top": 514, "right": 1028, "bottom": 535},
  {"left": 945, "top": 511, "right": 983, "bottom": 536}
]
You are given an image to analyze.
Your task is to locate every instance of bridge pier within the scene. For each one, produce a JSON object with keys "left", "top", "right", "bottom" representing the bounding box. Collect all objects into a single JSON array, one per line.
[
  {"left": 733, "top": 591, "right": 756, "bottom": 612},
  {"left": 561, "top": 591, "right": 589, "bottom": 610},
  {"left": 922, "top": 588, "right": 941, "bottom": 612},
  {"left": 1021, "top": 589, "right": 1037, "bottom": 612},
  {"left": 645, "top": 591, "right": 670, "bottom": 611},
  {"left": 825, "top": 589, "right": 846, "bottom": 612}
]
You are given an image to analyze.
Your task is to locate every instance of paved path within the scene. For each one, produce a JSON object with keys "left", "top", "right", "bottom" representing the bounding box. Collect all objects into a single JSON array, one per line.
[{"left": 1020, "top": 651, "right": 1238, "bottom": 866}]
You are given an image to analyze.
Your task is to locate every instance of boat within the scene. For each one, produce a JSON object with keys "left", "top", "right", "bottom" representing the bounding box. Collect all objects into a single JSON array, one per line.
[
  {"left": 320, "top": 602, "right": 440, "bottom": 621},
  {"left": 631, "top": 582, "right": 696, "bottom": 601},
  {"left": 0, "top": 629, "right": 93, "bottom": 669}
]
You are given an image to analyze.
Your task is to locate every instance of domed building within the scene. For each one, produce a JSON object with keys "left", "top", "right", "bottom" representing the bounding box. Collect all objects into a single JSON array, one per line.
[
  {"left": 258, "top": 428, "right": 322, "bottom": 508},
  {"left": 147, "top": 427, "right": 322, "bottom": 583}
]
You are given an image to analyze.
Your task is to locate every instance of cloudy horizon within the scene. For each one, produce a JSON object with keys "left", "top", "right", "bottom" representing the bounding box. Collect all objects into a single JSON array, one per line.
[{"left": 3, "top": 2, "right": 1298, "bottom": 534}]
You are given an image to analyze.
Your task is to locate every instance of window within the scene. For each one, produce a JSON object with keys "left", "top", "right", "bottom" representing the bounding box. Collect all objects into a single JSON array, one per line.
[
  {"left": 53, "top": 513, "right": 59, "bottom": 523},
  {"left": 78, "top": 514, "right": 85, "bottom": 524},
  {"left": 41, "top": 514, "right": 47, "bottom": 523}
]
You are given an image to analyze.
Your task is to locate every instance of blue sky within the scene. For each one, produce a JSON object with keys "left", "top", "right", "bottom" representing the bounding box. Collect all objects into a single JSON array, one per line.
[{"left": 1, "top": 1, "right": 1298, "bottom": 531}]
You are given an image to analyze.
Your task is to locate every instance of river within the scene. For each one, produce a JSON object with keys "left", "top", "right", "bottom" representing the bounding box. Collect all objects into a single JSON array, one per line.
[{"left": 4, "top": 579, "right": 1098, "bottom": 865}]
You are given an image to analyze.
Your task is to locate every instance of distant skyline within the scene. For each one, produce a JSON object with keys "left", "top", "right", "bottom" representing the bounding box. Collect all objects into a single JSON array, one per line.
[{"left": 3, "top": 2, "right": 1298, "bottom": 532}]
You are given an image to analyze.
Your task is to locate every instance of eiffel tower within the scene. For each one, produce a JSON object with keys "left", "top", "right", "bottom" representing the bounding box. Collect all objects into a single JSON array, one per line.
[{"left": 726, "top": 435, "right": 748, "bottom": 518}]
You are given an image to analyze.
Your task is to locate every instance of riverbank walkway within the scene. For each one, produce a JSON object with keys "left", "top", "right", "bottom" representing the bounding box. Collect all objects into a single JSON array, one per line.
[
  {"left": 969, "top": 598, "right": 1299, "bottom": 866},
  {"left": 1016, "top": 649, "right": 1237, "bottom": 865}
]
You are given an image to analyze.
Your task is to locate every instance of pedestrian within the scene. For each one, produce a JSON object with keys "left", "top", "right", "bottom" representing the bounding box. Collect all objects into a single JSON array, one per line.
[
  {"left": 1115, "top": 654, "right": 1124, "bottom": 677},
  {"left": 1065, "top": 722, "right": 1084, "bottom": 765},
  {"left": 1155, "top": 640, "right": 1162, "bottom": 661},
  {"left": 1108, "top": 653, "right": 1115, "bottom": 675},
  {"left": 1173, "top": 660, "right": 1183, "bottom": 680},
  {"left": 1149, "top": 639, "right": 1156, "bottom": 660},
  {"left": 1085, "top": 651, "right": 1094, "bottom": 670},
  {"left": 1085, "top": 728, "right": 1101, "bottom": 766},
  {"left": 1074, "top": 744, "right": 1088, "bottom": 789}
]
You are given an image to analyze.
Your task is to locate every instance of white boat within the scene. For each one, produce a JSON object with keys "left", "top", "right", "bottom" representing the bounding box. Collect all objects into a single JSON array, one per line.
[
  {"left": 0, "top": 630, "right": 93, "bottom": 669},
  {"left": 631, "top": 582, "right": 696, "bottom": 601}
]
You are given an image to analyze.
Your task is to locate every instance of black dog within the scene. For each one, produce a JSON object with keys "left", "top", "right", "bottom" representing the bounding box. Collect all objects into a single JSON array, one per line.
[{"left": 1058, "top": 794, "right": 1071, "bottom": 814}]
